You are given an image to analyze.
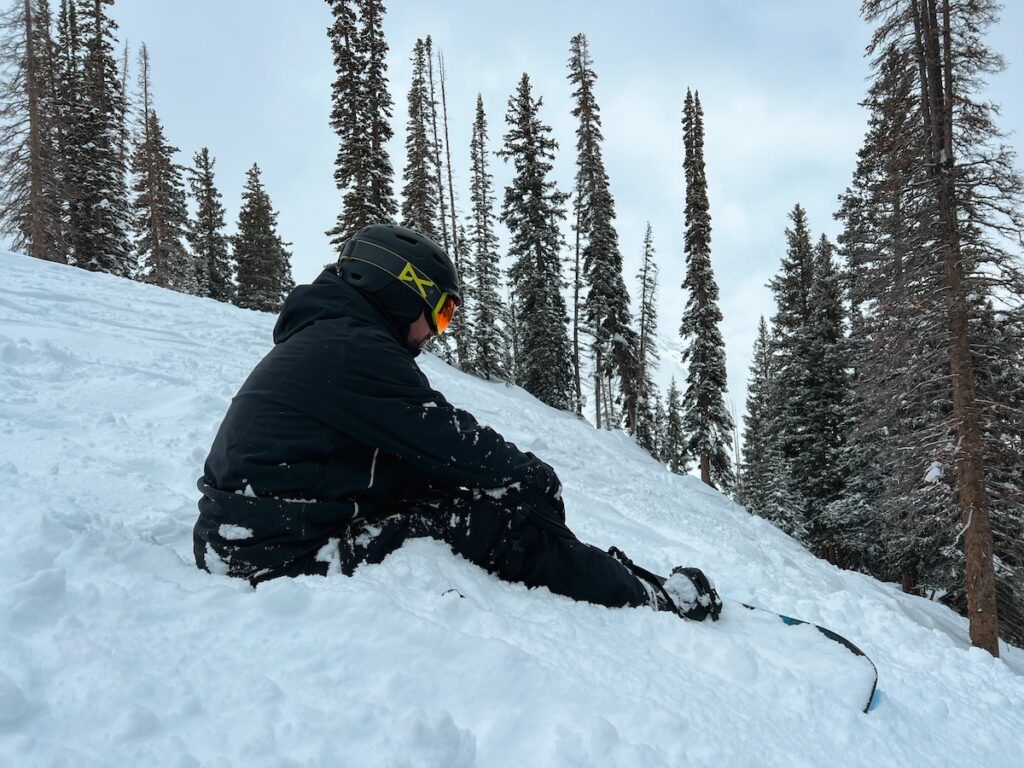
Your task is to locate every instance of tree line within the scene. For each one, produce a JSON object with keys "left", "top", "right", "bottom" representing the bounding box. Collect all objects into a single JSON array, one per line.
[
  {"left": 326, "top": 0, "right": 736, "bottom": 492},
  {"left": 0, "top": 0, "right": 293, "bottom": 312},
  {"left": 740, "top": 0, "right": 1024, "bottom": 654}
]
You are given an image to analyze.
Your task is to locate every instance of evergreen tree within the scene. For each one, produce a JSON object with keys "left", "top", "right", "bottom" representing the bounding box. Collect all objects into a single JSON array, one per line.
[
  {"left": 766, "top": 203, "right": 817, "bottom": 536},
  {"left": 841, "top": 0, "right": 1024, "bottom": 652},
  {"left": 650, "top": 389, "right": 667, "bottom": 463},
  {"left": 400, "top": 38, "right": 439, "bottom": 240},
  {"left": 53, "top": 0, "right": 79, "bottom": 260},
  {"left": 741, "top": 317, "right": 775, "bottom": 516},
  {"left": 0, "top": 0, "right": 64, "bottom": 262},
  {"left": 679, "top": 89, "right": 733, "bottom": 491},
  {"left": 568, "top": 32, "right": 634, "bottom": 427},
  {"left": 234, "top": 163, "right": 293, "bottom": 313},
  {"left": 187, "top": 147, "right": 232, "bottom": 302},
  {"left": 67, "top": 0, "right": 131, "bottom": 275},
  {"left": 498, "top": 73, "right": 573, "bottom": 411},
  {"left": 662, "top": 378, "right": 688, "bottom": 474},
  {"left": 975, "top": 306, "right": 1024, "bottom": 646},
  {"left": 130, "top": 44, "right": 192, "bottom": 293},
  {"left": 633, "top": 222, "right": 660, "bottom": 454},
  {"left": 799, "top": 235, "right": 852, "bottom": 553},
  {"left": 465, "top": 94, "right": 509, "bottom": 381},
  {"left": 325, "top": 0, "right": 396, "bottom": 247}
]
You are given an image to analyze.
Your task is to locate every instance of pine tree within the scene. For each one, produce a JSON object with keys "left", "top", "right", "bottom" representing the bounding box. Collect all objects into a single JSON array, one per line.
[
  {"left": 568, "top": 33, "right": 634, "bottom": 427},
  {"left": 67, "top": 0, "right": 131, "bottom": 275},
  {"left": 0, "top": 0, "right": 64, "bottom": 262},
  {"left": 53, "top": 0, "right": 79, "bottom": 259},
  {"left": 975, "top": 306, "right": 1024, "bottom": 646},
  {"left": 465, "top": 94, "right": 509, "bottom": 381},
  {"left": 633, "top": 222, "right": 660, "bottom": 454},
  {"left": 799, "top": 235, "right": 852, "bottom": 554},
  {"left": 679, "top": 89, "right": 733, "bottom": 491},
  {"left": 400, "top": 38, "right": 439, "bottom": 241},
  {"left": 325, "top": 0, "right": 396, "bottom": 247},
  {"left": 841, "top": 0, "right": 1024, "bottom": 653},
  {"left": 187, "top": 147, "right": 232, "bottom": 302},
  {"left": 741, "top": 317, "right": 775, "bottom": 515},
  {"left": 662, "top": 378, "right": 688, "bottom": 474},
  {"left": 498, "top": 73, "right": 573, "bottom": 411},
  {"left": 234, "top": 163, "right": 293, "bottom": 313},
  {"left": 766, "top": 203, "right": 817, "bottom": 536},
  {"left": 130, "top": 44, "right": 192, "bottom": 293},
  {"left": 650, "top": 389, "right": 667, "bottom": 463}
]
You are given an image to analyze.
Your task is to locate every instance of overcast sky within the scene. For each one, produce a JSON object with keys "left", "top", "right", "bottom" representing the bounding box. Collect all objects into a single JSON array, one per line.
[{"left": 98, "top": 2, "right": 1024, "bottom": 420}]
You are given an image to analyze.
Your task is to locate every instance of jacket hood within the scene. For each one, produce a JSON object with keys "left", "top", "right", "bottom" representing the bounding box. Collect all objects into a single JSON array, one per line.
[{"left": 273, "top": 267, "right": 419, "bottom": 354}]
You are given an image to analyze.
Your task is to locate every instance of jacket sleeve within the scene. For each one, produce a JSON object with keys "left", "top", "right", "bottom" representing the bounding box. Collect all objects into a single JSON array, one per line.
[{"left": 299, "top": 332, "right": 559, "bottom": 494}]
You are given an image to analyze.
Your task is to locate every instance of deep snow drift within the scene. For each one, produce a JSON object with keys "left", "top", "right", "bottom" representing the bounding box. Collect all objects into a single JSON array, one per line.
[{"left": 1, "top": 251, "right": 1022, "bottom": 767}]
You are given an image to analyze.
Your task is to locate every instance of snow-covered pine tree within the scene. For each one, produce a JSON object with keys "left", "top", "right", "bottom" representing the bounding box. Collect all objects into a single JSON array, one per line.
[
  {"left": 400, "top": 38, "right": 439, "bottom": 241},
  {"left": 325, "top": 0, "right": 396, "bottom": 248},
  {"left": 52, "top": 0, "right": 79, "bottom": 260},
  {"left": 187, "top": 147, "right": 232, "bottom": 302},
  {"left": 973, "top": 303, "right": 1024, "bottom": 646},
  {"left": 233, "top": 163, "right": 293, "bottom": 313},
  {"left": 0, "top": 0, "right": 64, "bottom": 262},
  {"left": 465, "top": 93, "right": 509, "bottom": 381},
  {"left": 679, "top": 89, "right": 733, "bottom": 492},
  {"left": 115, "top": 39, "right": 127, "bottom": 179},
  {"left": 740, "top": 317, "right": 776, "bottom": 516},
  {"left": 66, "top": 0, "right": 131, "bottom": 275},
  {"left": 498, "top": 73, "right": 573, "bottom": 411},
  {"left": 799, "top": 235, "right": 852, "bottom": 554},
  {"left": 633, "top": 222, "right": 660, "bottom": 454},
  {"left": 662, "top": 378, "right": 688, "bottom": 475},
  {"left": 650, "top": 389, "right": 667, "bottom": 463},
  {"left": 842, "top": 0, "right": 1024, "bottom": 653},
  {"left": 130, "top": 45, "right": 193, "bottom": 294},
  {"left": 766, "top": 203, "right": 817, "bottom": 536},
  {"left": 567, "top": 32, "right": 635, "bottom": 427}
]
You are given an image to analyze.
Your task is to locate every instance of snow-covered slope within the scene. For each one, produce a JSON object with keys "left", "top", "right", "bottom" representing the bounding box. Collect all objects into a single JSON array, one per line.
[{"left": 1, "top": 251, "right": 1022, "bottom": 767}]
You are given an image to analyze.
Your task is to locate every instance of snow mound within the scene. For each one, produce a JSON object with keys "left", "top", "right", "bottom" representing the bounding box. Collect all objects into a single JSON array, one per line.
[{"left": 1, "top": 250, "right": 1022, "bottom": 767}]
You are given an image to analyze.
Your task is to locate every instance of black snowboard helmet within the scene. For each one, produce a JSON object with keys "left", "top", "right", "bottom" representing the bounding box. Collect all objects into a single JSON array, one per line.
[{"left": 338, "top": 224, "right": 461, "bottom": 334}]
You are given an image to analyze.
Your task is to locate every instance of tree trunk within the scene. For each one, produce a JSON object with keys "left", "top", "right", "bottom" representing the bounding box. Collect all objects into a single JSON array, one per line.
[
  {"left": 593, "top": 347, "right": 602, "bottom": 429},
  {"left": 700, "top": 453, "right": 713, "bottom": 487},
  {"left": 913, "top": 0, "right": 999, "bottom": 655},
  {"left": 901, "top": 565, "right": 918, "bottom": 595}
]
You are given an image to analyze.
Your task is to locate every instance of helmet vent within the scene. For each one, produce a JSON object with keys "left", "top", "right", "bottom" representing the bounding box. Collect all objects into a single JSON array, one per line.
[{"left": 394, "top": 232, "right": 419, "bottom": 245}]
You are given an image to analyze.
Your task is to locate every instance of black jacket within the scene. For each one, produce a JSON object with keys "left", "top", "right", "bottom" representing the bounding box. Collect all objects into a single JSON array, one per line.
[{"left": 194, "top": 267, "right": 559, "bottom": 582}]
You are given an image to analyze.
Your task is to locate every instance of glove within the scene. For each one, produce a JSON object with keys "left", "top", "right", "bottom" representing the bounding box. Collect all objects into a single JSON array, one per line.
[{"left": 663, "top": 566, "right": 723, "bottom": 622}]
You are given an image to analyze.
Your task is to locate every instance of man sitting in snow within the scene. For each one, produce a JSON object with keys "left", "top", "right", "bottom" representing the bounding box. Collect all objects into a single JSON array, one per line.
[{"left": 193, "top": 224, "right": 722, "bottom": 621}]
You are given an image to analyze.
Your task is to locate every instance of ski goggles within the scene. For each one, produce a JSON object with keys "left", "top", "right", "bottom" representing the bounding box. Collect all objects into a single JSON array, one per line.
[{"left": 342, "top": 239, "right": 459, "bottom": 334}]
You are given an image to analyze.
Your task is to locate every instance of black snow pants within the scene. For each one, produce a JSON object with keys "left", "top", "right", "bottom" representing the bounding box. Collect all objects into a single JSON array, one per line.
[{"left": 290, "top": 488, "right": 654, "bottom": 610}]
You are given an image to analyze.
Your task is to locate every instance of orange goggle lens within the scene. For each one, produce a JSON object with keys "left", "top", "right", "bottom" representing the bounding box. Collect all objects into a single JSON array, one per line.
[{"left": 432, "top": 294, "right": 457, "bottom": 334}]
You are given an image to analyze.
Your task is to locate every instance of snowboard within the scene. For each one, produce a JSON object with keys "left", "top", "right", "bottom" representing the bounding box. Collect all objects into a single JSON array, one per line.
[{"left": 739, "top": 602, "right": 879, "bottom": 713}]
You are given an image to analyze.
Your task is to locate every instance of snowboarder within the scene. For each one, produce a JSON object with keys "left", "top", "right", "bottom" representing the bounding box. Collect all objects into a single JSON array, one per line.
[{"left": 194, "top": 224, "right": 722, "bottom": 621}]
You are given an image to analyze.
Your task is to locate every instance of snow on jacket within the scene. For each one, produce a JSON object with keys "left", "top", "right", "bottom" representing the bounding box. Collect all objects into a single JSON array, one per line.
[{"left": 193, "top": 266, "right": 558, "bottom": 583}]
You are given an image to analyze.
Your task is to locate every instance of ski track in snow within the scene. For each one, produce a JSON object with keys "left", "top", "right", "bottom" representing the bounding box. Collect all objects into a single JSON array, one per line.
[{"left": 1, "top": 250, "right": 1022, "bottom": 767}]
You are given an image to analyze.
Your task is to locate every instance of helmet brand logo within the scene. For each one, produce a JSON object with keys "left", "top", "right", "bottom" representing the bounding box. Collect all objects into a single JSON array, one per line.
[{"left": 398, "top": 262, "right": 435, "bottom": 299}]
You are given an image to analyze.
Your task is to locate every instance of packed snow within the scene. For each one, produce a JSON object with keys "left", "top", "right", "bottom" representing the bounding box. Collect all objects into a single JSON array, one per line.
[{"left": 1, "top": 250, "right": 1022, "bottom": 767}]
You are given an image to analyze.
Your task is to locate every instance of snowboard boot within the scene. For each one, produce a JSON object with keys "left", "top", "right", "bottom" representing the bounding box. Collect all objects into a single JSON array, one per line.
[{"left": 608, "top": 546, "right": 723, "bottom": 622}]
